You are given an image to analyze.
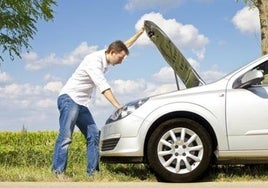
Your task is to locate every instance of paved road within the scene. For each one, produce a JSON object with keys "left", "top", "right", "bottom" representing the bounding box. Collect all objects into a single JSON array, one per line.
[{"left": 1, "top": 182, "right": 268, "bottom": 188}]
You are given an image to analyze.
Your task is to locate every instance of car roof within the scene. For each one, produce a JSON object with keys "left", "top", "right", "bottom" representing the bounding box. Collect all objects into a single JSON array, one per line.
[{"left": 144, "top": 20, "right": 205, "bottom": 88}]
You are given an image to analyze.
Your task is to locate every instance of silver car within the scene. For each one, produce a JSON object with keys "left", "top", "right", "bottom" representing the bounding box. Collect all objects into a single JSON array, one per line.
[{"left": 100, "top": 20, "right": 268, "bottom": 182}]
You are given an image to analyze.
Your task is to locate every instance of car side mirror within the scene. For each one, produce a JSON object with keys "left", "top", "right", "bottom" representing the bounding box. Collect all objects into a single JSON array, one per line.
[{"left": 233, "top": 69, "right": 264, "bottom": 89}]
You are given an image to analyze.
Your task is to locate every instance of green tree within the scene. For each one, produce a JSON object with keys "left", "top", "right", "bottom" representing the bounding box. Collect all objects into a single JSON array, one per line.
[
  {"left": 239, "top": 0, "right": 268, "bottom": 55},
  {"left": 0, "top": 0, "right": 57, "bottom": 61}
]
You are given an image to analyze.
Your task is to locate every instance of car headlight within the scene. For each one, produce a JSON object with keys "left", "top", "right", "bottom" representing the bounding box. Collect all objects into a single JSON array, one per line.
[{"left": 106, "top": 97, "right": 149, "bottom": 124}]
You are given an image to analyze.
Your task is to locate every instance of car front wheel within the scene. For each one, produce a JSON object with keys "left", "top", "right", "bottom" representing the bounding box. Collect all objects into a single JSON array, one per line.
[{"left": 147, "top": 118, "right": 212, "bottom": 182}]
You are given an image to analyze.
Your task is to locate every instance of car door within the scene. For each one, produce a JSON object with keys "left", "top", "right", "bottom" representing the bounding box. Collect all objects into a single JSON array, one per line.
[{"left": 226, "top": 61, "right": 268, "bottom": 150}]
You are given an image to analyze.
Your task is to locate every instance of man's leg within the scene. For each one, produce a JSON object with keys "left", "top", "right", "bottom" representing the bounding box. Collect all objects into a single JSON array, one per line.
[
  {"left": 52, "top": 94, "right": 80, "bottom": 174},
  {"left": 76, "top": 106, "right": 100, "bottom": 175}
]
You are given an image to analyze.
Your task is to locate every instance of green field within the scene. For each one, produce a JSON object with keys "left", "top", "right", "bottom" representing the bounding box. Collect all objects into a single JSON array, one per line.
[{"left": 0, "top": 131, "right": 268, "bottom": 182}]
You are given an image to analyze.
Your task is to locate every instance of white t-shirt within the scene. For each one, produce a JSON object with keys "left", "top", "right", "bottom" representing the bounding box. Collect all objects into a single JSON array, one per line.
[{"left": 60, "top": 49, "right": 111, "bottom": 107}]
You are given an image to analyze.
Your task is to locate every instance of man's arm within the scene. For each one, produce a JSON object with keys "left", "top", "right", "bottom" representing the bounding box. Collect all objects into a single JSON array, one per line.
[
  {"left": 102, "top": 88, "right": 121, "bottom": 109},
  {"left": 124, "top": 27, "right": 145, "bottom": 48}
]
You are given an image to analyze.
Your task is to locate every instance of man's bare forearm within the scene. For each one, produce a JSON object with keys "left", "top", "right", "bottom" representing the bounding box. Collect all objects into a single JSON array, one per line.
[{"left": 102, "top": 89, "right": 121, "bottom": 109}]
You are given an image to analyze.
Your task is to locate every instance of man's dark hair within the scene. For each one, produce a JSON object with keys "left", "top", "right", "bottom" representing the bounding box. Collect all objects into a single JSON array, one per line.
[{"left": 106, "top": 40, "right": 129, "bottom": 55}]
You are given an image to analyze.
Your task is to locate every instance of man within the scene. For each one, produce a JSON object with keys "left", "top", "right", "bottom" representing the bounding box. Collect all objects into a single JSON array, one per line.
[{"left": 52, "top": 27, "right": 144, "bottom": 176}]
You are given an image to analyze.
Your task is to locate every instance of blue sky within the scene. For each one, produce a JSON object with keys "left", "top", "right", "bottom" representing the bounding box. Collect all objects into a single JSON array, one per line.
[{"left": 0, "top": 0, "right": 261, "bottom": 131}]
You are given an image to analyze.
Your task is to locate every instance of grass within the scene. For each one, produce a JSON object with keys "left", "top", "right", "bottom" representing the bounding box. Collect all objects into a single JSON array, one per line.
[
  {"left": 0, "top": 163, "right": 156, "bottom": 182},
  {"left": 1, "top": 131, "right": 268, "bottom": 182},
  {"left": 1, "top": 163, "right": 268, "bottom": 182},
  {"left": 207, "top": 164, "right": 268, "bottom": 182}
]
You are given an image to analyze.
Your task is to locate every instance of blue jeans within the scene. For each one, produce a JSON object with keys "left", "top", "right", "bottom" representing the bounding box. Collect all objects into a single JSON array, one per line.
[{"left": 52, "top": 94, "right": 99, "bottom": 175}]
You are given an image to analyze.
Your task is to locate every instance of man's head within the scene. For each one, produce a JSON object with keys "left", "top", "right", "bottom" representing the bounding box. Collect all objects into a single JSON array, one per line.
[{"left": 105, "top": 40, "right": 129, "bottom": 66}]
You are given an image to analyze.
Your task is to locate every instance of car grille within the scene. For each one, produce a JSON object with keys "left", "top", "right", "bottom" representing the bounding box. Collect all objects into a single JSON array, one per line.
[{"left": 101, "top": 138, "right": 120, "bottom": 151}]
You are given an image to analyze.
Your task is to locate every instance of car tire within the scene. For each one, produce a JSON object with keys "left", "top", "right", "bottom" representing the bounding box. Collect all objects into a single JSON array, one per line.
[{"left": 147, "top": 118, "right": 212, "bottom": 182}]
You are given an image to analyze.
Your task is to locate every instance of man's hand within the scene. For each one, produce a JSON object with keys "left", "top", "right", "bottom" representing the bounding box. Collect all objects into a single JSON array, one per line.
[{"left": 124, "top": 27, "right": 145, "bottom": 48}]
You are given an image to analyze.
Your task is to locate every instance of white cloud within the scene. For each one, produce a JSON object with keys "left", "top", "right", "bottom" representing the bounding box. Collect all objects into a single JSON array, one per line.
[
  {"left": 43, "top": 74, "right": 62, "bottom": 82},
  {"left": 112, "top": 79, "right": 146, "bottom": 95},
  {"left": 44, "top": 81, "right": 63, "bottom": 93},
  {"left": 201, "top": 66, "right": 227, "bottom": 83},
  {"left": 23, "top": 42, "right": 98, "bottom": 71},
  {"left": 152, "top": 66, "right": 174, "bottom": 83},
  {"left": 61, "top": 42, "right": 98, "bottom": 65},
  {"left": 135, "top": 12, "right": 209, "bottom": 60},
  {"left": 23, "top": 51, "right": 56, "bottom": 71},
  {"left": 0, "top": 82, "right": 59, "bottom": 109},
  {"left": 232, "top": 6, "right": 260, "bottom": 34},
  {"left": 37, "top": 98, "right": 55, "bottom": 108},
  {"left": 0, "top": 81, "right": 59, "bottom": 130},
  {"left": 0, "top": 71, "right": 12, "bottom": 83},
  {"left": 0, "top": 83, "right": 42, "bottom": 99},
  {"left": 149, "top": 83, "right": 177, "bottom": 95}
]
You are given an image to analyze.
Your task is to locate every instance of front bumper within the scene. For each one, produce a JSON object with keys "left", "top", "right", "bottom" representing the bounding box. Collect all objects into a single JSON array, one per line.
[
  {"left": 100, "top": 135, "right": 145, "bottom": 163},
  {"left": 101, "top": 136, "right": 142, "bottom": 156},
  {"left": 100, "top": 113, "right": 146, "bottom": 160}
]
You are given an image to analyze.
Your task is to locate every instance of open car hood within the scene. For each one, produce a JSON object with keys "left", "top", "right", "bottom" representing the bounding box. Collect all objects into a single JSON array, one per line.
[{"left": 144, "top": 20, "right": 205, "bottom": 88}]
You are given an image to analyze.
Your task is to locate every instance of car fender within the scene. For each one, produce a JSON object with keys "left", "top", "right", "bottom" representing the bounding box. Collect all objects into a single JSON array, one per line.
[{"left": 137, "top": 102, "right": 229, "bottom": 155}]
